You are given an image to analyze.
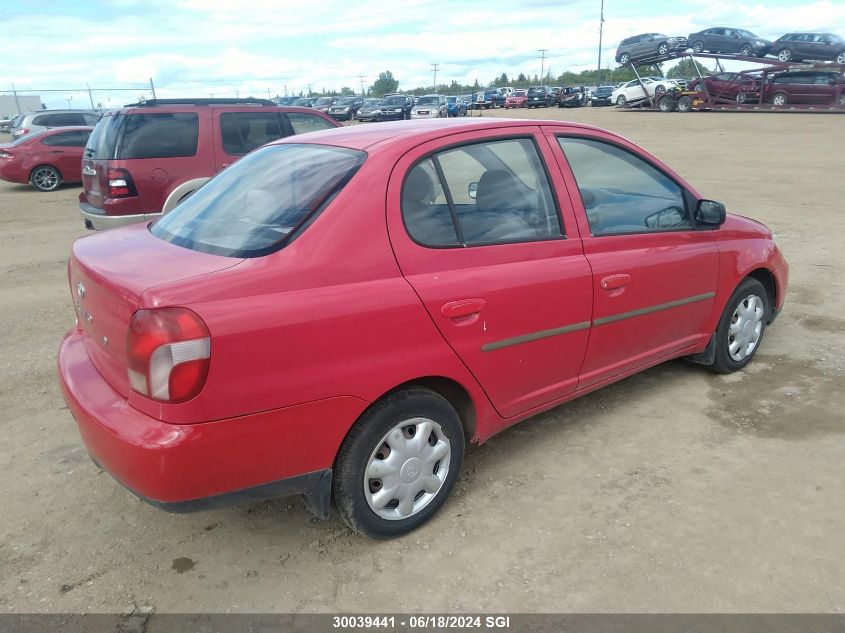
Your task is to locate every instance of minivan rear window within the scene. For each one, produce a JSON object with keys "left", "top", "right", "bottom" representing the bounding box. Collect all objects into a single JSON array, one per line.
[
  {"left": 118, "top": 113, "right": 199, "bottom": 159},
  {"left": 151, "top": 144, "right": 365, "bottom": 258}
]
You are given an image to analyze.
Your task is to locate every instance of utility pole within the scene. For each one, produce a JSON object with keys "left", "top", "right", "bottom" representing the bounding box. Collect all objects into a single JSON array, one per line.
[
  {"left": 149, "top": 78, "right": 157, "bottom": 100},
  {"left": 597, "top": 0, "right": 605, "bottom": 83},
  {"left": 86, "top": 83, "right": 95, "bottom": 109},
  {"left": 538, "top": 49, "right": 548, "bottom": 82},
  {"left": 431, "top": 63, "right": 439, "bottom": 91},
  {"left": 10, "top": 83, "right": 21, "bottom": 115},
  {"left": 357, "top": 75, "right": 366, "bottom": 96},
  {"left": 307, "top": 83, "right": 312, "bottom": 96}
]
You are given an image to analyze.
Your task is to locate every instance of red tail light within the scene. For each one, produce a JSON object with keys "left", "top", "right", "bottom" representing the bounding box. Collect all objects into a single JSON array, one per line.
[
  {"left": 107, "top": 168, "right": 137, "bottom": 198},
  {"left": 12, "top": 127, "right": 28, "bottom": 137},
  {"left": 126, "top": 308, "right": 211, "bottom": 403}
]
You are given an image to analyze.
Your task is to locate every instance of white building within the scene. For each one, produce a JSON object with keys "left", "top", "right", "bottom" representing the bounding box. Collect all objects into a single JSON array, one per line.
[{"left": 0, "top": 95, "right": 43, "bottom": 118}]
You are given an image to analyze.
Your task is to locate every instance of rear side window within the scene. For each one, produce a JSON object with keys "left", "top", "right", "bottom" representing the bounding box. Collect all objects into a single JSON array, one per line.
[
  {"left": 33, "top": 113, "right": 88, "bottom": 126},
  {"left": 41, "top": 131, "right": 91, "bottom": 147},
  {"left": 558, "top": 137, "right": 690, "bottom": 236},
  {"left": 220, "top": 112, "right": 285, "bottom": 155},
  {"left": 285, "top": 112, "right": 337, "bottom": 135},
  {"left": 402, "top": 138, "right": 562, "bottom": 247},
  {"left": 118, "top": 113, "right": 199, "bottom": 159},
  {"left": 151, "top": 144, "right": 365, "bottom": 258}
]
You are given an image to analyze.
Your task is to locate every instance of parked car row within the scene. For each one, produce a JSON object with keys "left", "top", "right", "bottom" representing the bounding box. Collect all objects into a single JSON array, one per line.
[{"left": 616, "top": 28, "right": 845, "bottom": 64}]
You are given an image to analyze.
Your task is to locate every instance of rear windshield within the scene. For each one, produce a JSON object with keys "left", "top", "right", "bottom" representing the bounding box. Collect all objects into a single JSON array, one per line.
[
  {"left": 150, "top": 144, "right": 365, "bottom": 258},
  {"left": 527, "top": 87, "right": 545, "bottom": 94},
  {"left": 84, "top": 114, "right": 123, "bottom": 159}
]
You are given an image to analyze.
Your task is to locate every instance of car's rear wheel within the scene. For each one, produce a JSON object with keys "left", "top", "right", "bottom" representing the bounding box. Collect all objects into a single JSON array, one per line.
[
  {"left": 777, "top": 48, "right": 792, "bottom": 62},
  {"left": 839, "top": 93, "right": 845, "bottom": 106},
  {"left": 658, "top": 95, "right": 677, "bottom": 112},
  {"left": 619, "top": 53, "right": 630, "bottom": 65},
  {"left": 736, "top": 91, "right": 748, "bottom": 104},
  {"left": 657, "top": 42, "right": 669, "bottom": 55},
  {"left": 710, "top": 278, "right": 769, "bottom": 374},
  {"left": 333, "top": 388, "right": 464, "bottom": 538},
  {"left": 677, "top": 95, "right": 693, "bottom": 112},
  {"left": 692, "top": 41, "right": 704, "bottom": 53},
  {"left": 616, "top": 95, "right": 627, "bottom": 106},
  {"left": 772, "top": 92, "right": 788, "bottom": 106},
  {"left": 30, "top": 165, "right": 62, "bottom": 192},
  {"left": 739, "top": 44, "right": 753, "bottom": 56}
]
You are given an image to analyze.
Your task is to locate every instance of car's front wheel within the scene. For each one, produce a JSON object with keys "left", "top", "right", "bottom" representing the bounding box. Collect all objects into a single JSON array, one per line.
[
  {"left": 619, "top": 53, "right": 630, "bottom": 65},
  {"left": 777, "top": 48, "right": 792, "bottom": 62},
  {"left": 616, "top": 95, "right": 627, "bottom": 106},
  {"left": 837, "top": 51, "right": 845, "bottom": 64},
  {"left": 333, "top": 388, "right": 464, "bottom": 538},
  {"left": 657, "top": 42, "right": 669, "bottom": 55},
  {"left": 30, "top": 165, "right": 62, "bottom": 192},
  {"left": 772, "top": 92, "right": 788, "bottom": 106},
  {"left": 710, "top": 278, "right": 769, "bottom": 374},
  {"left": 739, "top": 44, "right": 753, "bottom": 56},
  {"left": 692, "top": 40, "right": 704, "bottom": 53}
]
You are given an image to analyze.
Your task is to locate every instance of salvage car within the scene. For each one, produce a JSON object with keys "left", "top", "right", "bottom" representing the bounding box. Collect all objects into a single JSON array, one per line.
[
  {"left": 59, "top": 118, "right": 787, "bottom": 538},
  {"left": 78, "top": 98, "right": 339, "bottom": 230},
  {"left": 355, "top": 98, "right": 382, "bottom": 122},
  {"left": 615, "top": 33, "right": 687, "bottom": 65},
  {"left": 0, "top": 126, "right": 92, "bottom": 191},
  {"left": 446, "top": 96, "right": 468, "bottom": 117},
  {"left": 411, "top": 94, "right": 447, "bottom": 119},
  {"left": 526, "top": 86, "right": 555, "bottom": 107},
  {"left": 329, "top": 96, "right": 364, "bottom": 121},
  {"left": 504, "top": 90, "right": 528, "bottom": 108},
  {"left": 688, "top": 72, "right": 761, "bottom": 103},
  {"left": 10, "top": 109, "right": 99, "bottom": 141},
  {"left": 591, "top": 85, "right": 615, "bottom": 106},
  {"left": 377, "top": 94, "right": 415, "bottom": 120}
]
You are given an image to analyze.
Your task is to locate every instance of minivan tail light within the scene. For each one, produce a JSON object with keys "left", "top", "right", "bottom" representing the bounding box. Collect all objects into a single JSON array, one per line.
[
  {"left": 126, "top": 308, "right": 211, "bottom": 403},
  {"left": 12, "top": 128, "right": 28, "bottom": 137},
  {"left": 107, "top": 168, "right": 137, "bottom": 198}
]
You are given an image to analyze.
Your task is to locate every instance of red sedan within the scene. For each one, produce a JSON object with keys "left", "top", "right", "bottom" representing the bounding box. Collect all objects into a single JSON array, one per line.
[
  {"left": 504, "top": 89, "right": 528, "bottom": 108},
  {"left": 0, "top": 126, "right": 92, "bottom": 191},
  {"left": 58, "top": 119, "right": 788, "bottom": 538}
]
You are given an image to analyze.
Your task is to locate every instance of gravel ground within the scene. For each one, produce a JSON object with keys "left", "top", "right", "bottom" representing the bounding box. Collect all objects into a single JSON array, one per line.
[{"left": 0, "top": 107, "right": 843, "bottom": 614}]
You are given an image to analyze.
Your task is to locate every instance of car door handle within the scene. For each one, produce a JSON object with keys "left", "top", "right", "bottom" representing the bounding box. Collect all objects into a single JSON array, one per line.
[
  {"left": 600, "top": 274, "right": 631, "bottom": 290},
  {"left": 441, "top": 298, "right": 486, "bottom": 319}
]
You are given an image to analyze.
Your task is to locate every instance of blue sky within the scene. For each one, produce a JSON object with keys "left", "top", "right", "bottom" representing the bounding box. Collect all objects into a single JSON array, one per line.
[{"left": 3, "top": 0, "right": 844, "bottom": 108}]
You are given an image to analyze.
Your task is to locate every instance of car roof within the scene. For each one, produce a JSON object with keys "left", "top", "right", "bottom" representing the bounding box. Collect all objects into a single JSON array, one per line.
[{"left": 268, "top": 118, "right": 607, "bottom": 152}]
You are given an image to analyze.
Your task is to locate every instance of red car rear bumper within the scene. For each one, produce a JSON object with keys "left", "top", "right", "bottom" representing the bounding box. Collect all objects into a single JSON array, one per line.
[{"left": 58, "top": 330, "right": 368, "bottom": 515}]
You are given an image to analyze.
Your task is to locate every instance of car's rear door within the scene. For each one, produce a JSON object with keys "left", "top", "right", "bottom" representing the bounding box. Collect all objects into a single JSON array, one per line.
[
  {"left": 41, "top": 130, "right": 90, "bottom": 181},
  {"left": 387, "top": 127, "right": 593, "bottom": 422},
  {"left": 544, "top": 126, "right": 719, "bottom": 390}
]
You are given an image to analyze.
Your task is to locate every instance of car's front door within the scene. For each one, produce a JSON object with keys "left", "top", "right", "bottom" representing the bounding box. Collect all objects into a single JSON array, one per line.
[
  {"left": 387, "top": 128, "right": 593, "bottom": 422},
  {"left": 546, "top": 128, "right": 719, "bottom": 390}
]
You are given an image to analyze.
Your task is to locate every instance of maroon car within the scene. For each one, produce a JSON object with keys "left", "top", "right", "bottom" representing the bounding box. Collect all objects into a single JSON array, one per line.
[
  {"left": 763, "top": 71, "right": 845, "bottom": 106},
  {"left": 688, "top": 72, "right": 760, "bottom": 103},
  {"left": 0, "top": 127, "right": 93, "bottom": 191},
  {"left": 79, "top": 98, "right": 340, "bottom": 230}
]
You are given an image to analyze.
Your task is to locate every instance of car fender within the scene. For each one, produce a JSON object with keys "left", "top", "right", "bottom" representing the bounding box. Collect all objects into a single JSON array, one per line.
[{"left": 161, "top": 177, "right": 211, "bottom": 214}]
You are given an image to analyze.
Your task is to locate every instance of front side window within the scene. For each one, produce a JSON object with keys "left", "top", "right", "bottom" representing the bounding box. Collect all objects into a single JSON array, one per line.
[
  {"left": 118, "top": 113, "right": 198, "bottom": 159},
  {"left": 558, "top": 137, "right": 690, "bottom": 236},
  {"left": 220, "top": 112, "right": 284, "bottom": 155},
  {"left": 402, "top": 138, "right": 562, "bottom": 247},
  {"left": 151, "top": 144, "right": 365, "bottom": 257}
]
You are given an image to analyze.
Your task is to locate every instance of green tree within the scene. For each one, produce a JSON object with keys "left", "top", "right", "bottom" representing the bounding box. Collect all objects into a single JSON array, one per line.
[
  {"left": 667, "top": 58, "right": 714, "bottom": 79},
  {"left": 370, "top": 71, "right": 399, "bottom": 97},
  {"left": 340, "top": 86, "right": 354, "bottom": 96}
]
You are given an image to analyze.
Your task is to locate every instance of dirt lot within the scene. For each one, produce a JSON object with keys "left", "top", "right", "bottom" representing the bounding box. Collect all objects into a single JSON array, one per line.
[{"left": 0, "top": 107, "right": 843, "bottom": 614}]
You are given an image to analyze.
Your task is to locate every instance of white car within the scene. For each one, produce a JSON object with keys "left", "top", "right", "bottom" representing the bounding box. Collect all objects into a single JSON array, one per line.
[
  {"left": 410, "top": 94, "right": 447, "bottom": 119},
  {"left": 612, "top": 77, "right": 679, "bottom": 106}
]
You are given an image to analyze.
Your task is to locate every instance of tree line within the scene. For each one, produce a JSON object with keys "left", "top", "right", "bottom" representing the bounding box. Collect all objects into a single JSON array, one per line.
[{"left": 301, "top": 59, "right": 716, "bottom": 98}]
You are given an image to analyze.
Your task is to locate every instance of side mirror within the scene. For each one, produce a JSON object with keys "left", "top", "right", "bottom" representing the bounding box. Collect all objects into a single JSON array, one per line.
[
  {"left": 468, "top": 182, "right": 478, "bottom": 200},
  {"left": 695, "top": 199, "right": 726, "bottom": 226}
]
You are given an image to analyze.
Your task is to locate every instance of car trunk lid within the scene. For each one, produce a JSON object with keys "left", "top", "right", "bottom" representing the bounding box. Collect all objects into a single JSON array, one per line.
[{"left": 69, "top": 224, "right": 242, "bottom": 397}]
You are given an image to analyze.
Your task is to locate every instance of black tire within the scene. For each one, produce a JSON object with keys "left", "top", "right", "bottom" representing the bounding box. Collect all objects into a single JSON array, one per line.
[
  {"left": 677, "top": 95, "right": 693, "bottom": 112},
  {"left": 692, "top": 41, "right": 704, "bottom": 53},
  {"left": 739, "top": 44, "right": 753, "bottom": 56},
  {"left": 30, "top": 165, "right": 62, "bottom": 192},
  {"left": 658, "top": 95, "right": 677, "bottom": 112},
  {"left": 777, "top": 48, "right": 792, "bottom": 62},
  {"left": 710, "top": 278, "right": 770, "bottom": 374},
  {"left": 619, "top": 53, "right": 630, "bottom": 65},
  {"left": 836, "top": 51, "right": 845, "bottom": 64},
  {"left": 657, "top": 42, "right": 669, "bottom": 55},
  {"left": 616, "top": 94, "right": 627, "bottom": 106},
  {"left": 332, "top": 388, "right": 465, "bottom": 538}
]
